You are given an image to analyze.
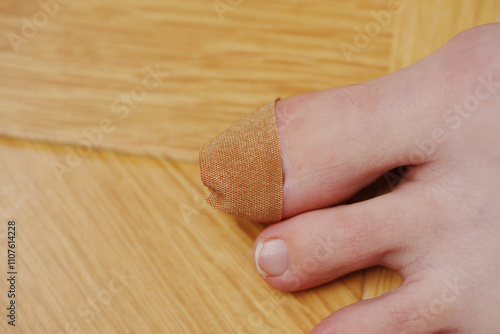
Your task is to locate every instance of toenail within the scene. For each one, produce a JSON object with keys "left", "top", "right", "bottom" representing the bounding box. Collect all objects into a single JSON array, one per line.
[{"left": 254, "top": 239, "right": 289, "bottom": 277}]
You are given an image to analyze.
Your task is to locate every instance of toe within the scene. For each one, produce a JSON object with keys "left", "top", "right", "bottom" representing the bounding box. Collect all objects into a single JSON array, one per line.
[
  {"left": 200, "top": 24, "right": 499, "bottom": 222},
  {"left": 311, "top": 279, "right": 461, "bottom": 334},
  {"left": 277, "top": 25, "right": 500, "bottom": 219},
  {"left": 253, "top": 187, "right": 421, "bottom": 291},
  {"left": 276, "top": 78, "right": 433, "bottom": 219}
]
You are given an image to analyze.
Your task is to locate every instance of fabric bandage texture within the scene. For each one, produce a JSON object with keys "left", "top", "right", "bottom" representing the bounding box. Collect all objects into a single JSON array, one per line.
[{"left": 199, "top": 101, "right": 283, "bottom": 223}]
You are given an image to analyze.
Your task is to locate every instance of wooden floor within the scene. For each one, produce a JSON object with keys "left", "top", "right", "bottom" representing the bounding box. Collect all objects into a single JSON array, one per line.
[{"left": 1, "top": 0, "right": 499, "bottom": 333}]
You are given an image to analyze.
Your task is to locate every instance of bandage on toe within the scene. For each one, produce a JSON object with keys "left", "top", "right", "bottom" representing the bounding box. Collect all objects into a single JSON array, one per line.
[{"left": 199, "top": 101, "right": 283, "bottom": 223}]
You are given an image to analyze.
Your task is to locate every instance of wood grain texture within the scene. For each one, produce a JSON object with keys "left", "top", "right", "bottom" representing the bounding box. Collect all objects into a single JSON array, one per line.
[
  {"left": 0, "top": 137, "right": 363, "bottom": 333},
  {"left": 0, "top": 0, "right": 392, "bottom": 164},
  {"left": 0, "top": 0, "right": 499, "bottom": 333},
  {"left": 390, "top": 0, "right": 500, "bottom": 72}
]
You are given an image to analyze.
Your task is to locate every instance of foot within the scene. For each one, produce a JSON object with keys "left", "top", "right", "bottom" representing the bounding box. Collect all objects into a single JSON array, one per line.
[{"left": 253, "top": 23, "right": 500, "bottom": 333}]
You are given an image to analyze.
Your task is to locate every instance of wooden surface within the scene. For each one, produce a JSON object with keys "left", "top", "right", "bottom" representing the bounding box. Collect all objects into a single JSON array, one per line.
[{"left": 0, "top": 0, "right": 499, "bottom": 333}]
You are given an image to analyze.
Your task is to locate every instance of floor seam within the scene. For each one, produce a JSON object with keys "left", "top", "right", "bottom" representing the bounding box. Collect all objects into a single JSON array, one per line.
[{"left": 0, "top": 133, "right": 200, "bottom": 166}]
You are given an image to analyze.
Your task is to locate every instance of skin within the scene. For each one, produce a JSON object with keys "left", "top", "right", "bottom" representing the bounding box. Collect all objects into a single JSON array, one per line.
[{"left": 253, "top": 23, "right": 500, "bottom": 333}]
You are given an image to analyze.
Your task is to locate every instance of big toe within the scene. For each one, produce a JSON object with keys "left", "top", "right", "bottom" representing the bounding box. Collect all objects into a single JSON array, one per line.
[{"left": 200, "top": 30, "right": 481, "bottom": 222}]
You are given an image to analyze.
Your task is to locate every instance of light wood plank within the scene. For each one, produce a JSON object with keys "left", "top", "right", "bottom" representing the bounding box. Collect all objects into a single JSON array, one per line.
[
  {"left": 0, "top": 0, "right": 392, "bottom": 164},
  {"left": 390, "top": 0, "right": 500, "bottom": 72},
  {"left": 0, "top": 137, "right": 362, "bottom": 333}
]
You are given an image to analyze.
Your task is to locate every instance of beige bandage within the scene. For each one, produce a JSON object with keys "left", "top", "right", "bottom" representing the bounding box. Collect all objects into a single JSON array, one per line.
[{"left": 199, "top": 101, "right": 283, "bottom": 223}]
